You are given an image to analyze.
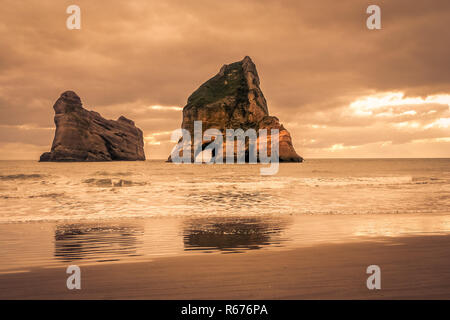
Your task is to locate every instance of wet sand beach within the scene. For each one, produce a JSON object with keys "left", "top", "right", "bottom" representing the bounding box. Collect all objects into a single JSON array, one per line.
[{"left": 1, "top": 235, "right": 449, "bottom": 299}]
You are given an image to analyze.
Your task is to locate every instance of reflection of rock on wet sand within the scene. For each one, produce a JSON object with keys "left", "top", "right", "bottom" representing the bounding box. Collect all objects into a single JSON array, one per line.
[
  {"left": 54, "top": 224, "right": 143, "bottom": 262},
  {"left": 183, "top": 217, "right": 289, "bottom": 253}
]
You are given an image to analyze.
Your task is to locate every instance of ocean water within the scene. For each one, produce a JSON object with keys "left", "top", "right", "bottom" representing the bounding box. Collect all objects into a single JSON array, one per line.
[{"left": 0, "top": 159, "right": 449, "bottom": 272}]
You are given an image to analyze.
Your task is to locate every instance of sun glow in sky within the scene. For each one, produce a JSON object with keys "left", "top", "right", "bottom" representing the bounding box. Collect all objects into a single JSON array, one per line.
[
  {"left": 347, "top": 92, "right": 450, "bottom": 131},
  {"left": 298, "top": 90, "right": 450, "bottom": 157},
  {"left": 350, "top": 92, "right": 450, "bottom": 118},
  {"left": 148, "top": 105, "right": 183, "bottom": 111}
]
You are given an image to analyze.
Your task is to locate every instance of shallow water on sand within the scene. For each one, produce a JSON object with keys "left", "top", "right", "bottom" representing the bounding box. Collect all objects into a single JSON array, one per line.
[{"left": 0, "top": 159, "right": 449, "bottom": 272}]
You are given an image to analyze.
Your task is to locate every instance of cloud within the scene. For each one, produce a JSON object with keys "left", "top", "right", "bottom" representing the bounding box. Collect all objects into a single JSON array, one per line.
[
  {"left": 0, "top": 0, "right": 449, "bottom": 159},
  {"left": 291, "top": 91, "right": 450, "bottom": 158}
]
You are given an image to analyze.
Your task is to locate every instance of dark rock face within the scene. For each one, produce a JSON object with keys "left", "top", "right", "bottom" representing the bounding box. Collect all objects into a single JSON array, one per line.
[
  {"left": 169, "top": 56, "right": 302, "bottom": 162},
  {"left": 40, "top": 91, "right": 145, "bottom": 162}
]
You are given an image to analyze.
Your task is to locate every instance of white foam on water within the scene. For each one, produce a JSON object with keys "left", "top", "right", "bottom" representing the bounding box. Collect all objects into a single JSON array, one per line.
[{"left": 0, "top": 159, "right": 449, "bottom": 223}]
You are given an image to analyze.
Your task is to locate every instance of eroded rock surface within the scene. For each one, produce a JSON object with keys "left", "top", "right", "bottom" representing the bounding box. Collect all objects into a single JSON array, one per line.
[
  {"left": 169, "top": 56, "right": 302, "bottom": 162},
  {"left": 40, "top": 91, "right": 145, "bottom": 162}
]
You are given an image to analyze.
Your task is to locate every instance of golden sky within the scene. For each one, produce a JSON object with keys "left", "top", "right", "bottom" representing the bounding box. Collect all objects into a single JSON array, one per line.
[{"left": 0, "top": 0, "right": 449, "bottom": 159}]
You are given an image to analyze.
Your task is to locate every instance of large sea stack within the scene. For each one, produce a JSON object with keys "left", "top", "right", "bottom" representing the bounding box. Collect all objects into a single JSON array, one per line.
[
  {"left": 168, "top": 56, "right": 302, "bottom": 162},
  {"left": 40, "top": 91, "right": 145, "bottom": 162}
]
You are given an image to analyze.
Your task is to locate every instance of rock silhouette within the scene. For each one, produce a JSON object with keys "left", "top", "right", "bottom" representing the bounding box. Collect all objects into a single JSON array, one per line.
[{"left": 40, "top": 91, "right": 145, "bottom": 162}]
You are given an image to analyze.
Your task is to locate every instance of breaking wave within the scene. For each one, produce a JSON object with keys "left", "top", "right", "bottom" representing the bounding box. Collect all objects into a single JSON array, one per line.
[
  {"left": 28, "top": 192, "right": 65, "bottom": 199},
  {"left": 0, "top": 159, "right": 449, "bottom": 223},
  {"left": 83, "top": 178, "right": 146, "bottom": 187},
  {"left": 0, "top": 174, "right": 45, "bottom": 181},
  {"left": 94, "top": 171, "right": 133, "bottom": 177}
]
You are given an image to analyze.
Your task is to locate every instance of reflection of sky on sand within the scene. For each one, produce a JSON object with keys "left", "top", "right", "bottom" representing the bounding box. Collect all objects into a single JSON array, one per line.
[
  {"left": 282, "top": 214, "right": 450, "bottom": 246},
  {"left": 350, "top": 215, "right": 450, "bottom": 238}
]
